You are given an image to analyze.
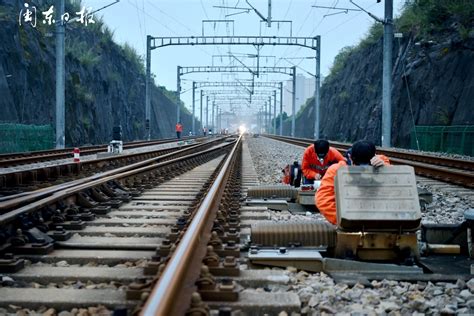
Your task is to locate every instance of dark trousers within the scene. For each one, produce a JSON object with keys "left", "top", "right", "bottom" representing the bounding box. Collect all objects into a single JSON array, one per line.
[{"left": 176, "top": 131, "right": 181, "bottom": 139}]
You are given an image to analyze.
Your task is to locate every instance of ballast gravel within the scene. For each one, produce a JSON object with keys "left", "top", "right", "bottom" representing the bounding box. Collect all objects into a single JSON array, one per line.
[{"left": 246, "top": 136, "right": 474, "bottom": 315}]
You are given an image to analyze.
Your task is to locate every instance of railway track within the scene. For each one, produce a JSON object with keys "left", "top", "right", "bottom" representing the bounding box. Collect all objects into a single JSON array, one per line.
[
  {"left": 0, "top": 138, "right": 230, "bottom": 212},
  {"left": 264, "top": 134, "right": 474, "bottom": 188},
  {"left": 0, "top": 136, "right": 238, "bottom": 314},
  {"left": 0, "top": 135, "right": 472, "bottom": 315},
  {"left": 0, "top": 136, "right": 200, "bottom": 168},
  {"left": 0, "top": 137, "right": 211, "bottom": 195},
  {"left": 0, "top": 136, "right": 313, "bottom": 315}
]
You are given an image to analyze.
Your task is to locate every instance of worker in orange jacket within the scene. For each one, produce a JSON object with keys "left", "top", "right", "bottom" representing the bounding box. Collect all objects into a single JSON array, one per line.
[
  {"left": 316, "top": 140, "right": 390, "bottom": 225},
  {"left": 175, "top": 122, "right": 183, "bottom": 139},
  {"left": 301, "top": 139, "right": 345, "bottom": 184}
]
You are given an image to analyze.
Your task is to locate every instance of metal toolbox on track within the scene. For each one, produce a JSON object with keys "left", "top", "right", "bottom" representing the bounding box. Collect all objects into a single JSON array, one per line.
[{"left": 335, "top": 165, "right": 421, "bottom": 231}]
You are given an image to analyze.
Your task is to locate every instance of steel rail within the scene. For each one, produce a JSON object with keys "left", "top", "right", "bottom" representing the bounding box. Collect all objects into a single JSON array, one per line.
[
  {"left": 264, "top": 134, "right": 474, "bottom": 188},
  {"left": 0, "top": 136, "right": 202, "bottom": 167},
  {"left": 0, "top": 140, "right": 217, "bottom": 212},
  {"left": 141, "top": 136, "right": 242, "bottom": 316},
  {"left": 265, "top": 135, "right": 474, "bottom": 171},
  {"left": 0, "top": 140, "right": 236, "bottom": 226},
  {"left": 0, "top": 138, "right": 217, "bottom": 190}
]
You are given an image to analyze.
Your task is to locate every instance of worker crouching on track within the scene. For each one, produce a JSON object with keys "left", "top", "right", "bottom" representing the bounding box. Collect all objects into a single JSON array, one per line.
[
  {"left": 301, "top": 139, "right": 345, "bottom": 184},
  {"left": 316, "top": 140, "right": 390, "bottom": 224}
]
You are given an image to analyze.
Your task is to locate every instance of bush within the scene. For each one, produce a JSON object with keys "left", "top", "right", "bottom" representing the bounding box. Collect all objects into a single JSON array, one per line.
[
  {"left": 338, "top": 90, "right": 350, "bottom": 102},
  {"left": 397, "top": 0, "right": 474, "bottom": 38},
  {"left": 325, "top": 0, "right": 474, "bottom": 81},
  {"left": 326, "top": 46, "right": 354, "bottom": 82},
  {"left": 66, "top": 0, "right": 82, "bottom": 13},
  {"left": 66, "top": 40, "right": 100, "bottom": 67},
  {"left": 296, "top": 97, "right": 314, "bottom": 118},
  {"left": 358, "top": 23, "right": 383, "bottom": 50},
  {"left": 121, "top": 42, "right": 145, "bottom": 76}
]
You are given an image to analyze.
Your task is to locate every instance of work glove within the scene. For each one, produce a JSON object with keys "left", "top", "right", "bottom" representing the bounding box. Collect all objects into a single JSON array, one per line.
[{"left": 370, "top": 156, "right": 385, "bottom": 168}]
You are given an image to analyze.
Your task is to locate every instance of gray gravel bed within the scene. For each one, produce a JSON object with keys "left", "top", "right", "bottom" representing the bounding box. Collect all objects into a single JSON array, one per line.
[
  {"left": 0, "top": 305, "right": 112, "bottom": 316},
  {"left": 380, "top": 145, "right": 474, "bottom": 162},
  {"left": 330, "top": 139, "right": 473, "bottom": 161}
]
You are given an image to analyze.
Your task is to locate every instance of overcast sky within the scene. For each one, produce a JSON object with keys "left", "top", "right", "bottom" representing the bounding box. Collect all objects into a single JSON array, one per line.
[{"left": 82, "top": 0, "right": 405, "bottom": 113}]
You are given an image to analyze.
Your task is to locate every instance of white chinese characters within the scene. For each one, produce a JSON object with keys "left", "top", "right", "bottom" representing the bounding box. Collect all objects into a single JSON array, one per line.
[
  {"left": 19, "top": 2, "right": 94, "bottom": 27},
  {"left": 18, "top": 3, "right": 36, "bottom": 27}
]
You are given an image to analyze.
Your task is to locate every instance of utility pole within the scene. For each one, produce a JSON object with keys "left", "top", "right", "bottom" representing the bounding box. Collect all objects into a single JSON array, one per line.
[
  {"left": 212, "top": 101, "right": 215, "bottom": 132},
  {"left": 291, "top": 66, "right": 296, "bottom": 137},
  {"left": 268, "top": 96, "right": 272, "bottom": 134},
  {"left": 200, "top": 90, "right": 203, "bottom": 134},
  {"left": 267, "top": 0, "right": 272, "bottom": 27},
  {"left": 279, "top": 82, "right": 283, "bottom": 136},
  {"left": 263, "top": 102, "right": 266, "bottom": 133},
  {"left": 382, "top": 0, "right": 393, "bottom": 147},
  {"left": 206, "top": 95, "right": 209, "bottom": 130},
  {"left": 176, "top": 66, "right": 181, "bottom": 124},
  {"left": 217, "top": 106, "right": 220, "bottom": 132},
  {"left": 145, "top": 36, "right": 151, "bottom": 140},
  {"left": 55, "top": 0, "right": 65, "bottom": 148},
  {"left": 273, "top": 90, "right": 276, "bottom": 135},
  {"left": 314, "top": 35, "right": 321, "bottom": 140},
  {"left": 349, "top": 0, "right": 392, "bottom": 146},
  {"left": 192, "top": 82, "right": 196, "bottom": 135},
  {"left": 53, "top": 0, "right": 118, "bottom": 147},
  {"left": 268, "top": 101, "right": 271, "bottom": 133}
]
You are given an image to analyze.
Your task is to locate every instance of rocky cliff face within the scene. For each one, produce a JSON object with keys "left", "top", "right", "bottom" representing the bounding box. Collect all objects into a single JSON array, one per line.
[
  {"left": 0, "top": 0, "right": 196, "bottom": 146},
  {"left": 282, "top": 13, "right": 474, "bottom": 147}
]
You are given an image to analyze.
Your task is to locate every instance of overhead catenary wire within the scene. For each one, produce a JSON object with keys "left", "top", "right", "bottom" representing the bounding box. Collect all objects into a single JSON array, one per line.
[
  {"left": 131, "top": 0, "right": 145, "bottom": 52},
  {"left": 147, "top": 1, "right": 198, "bottom": 35},
  {"left": 126, "top": 1, "right": 178, "bottom": 37},
  {"left": 278, "top": 1, "right": 379, "bottom": 75},
  {"left": 281, "top": 58, "right": 314, "bottom": 77},
  {"left": 275, "top": 0, "right": 339, "bottom": 68},
  {"left": 275, "top": 1, "right": 317, "bottom": 66},
  {"left": 144, "top": 1, "right": 213, "bottom": 57},
  {"left": 268, "top": 0, "right": 293, "bottom": 58},
  {"left": 322, "top": 2, "right": 378, "bottom": 36}
]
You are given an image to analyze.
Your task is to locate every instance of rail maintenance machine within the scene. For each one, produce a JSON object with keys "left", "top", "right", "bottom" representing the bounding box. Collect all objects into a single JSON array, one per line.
[{"left": 247, "top": 165, "right": 474, "bottom": 281}]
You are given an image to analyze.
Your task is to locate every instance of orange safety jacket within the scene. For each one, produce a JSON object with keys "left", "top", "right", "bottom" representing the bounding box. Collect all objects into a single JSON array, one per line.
[
  {"left": 301, "top": 145, "right": 344, "bottom": 180},
  {"left": 175, "top": 123, "right": 183, "bottom": 132},
  {"left": 315, "top": 155, "right": 390, "bottom": 224}
]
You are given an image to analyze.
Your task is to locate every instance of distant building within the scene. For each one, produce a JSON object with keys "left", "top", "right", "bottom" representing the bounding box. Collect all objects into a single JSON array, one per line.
[{"left": 282, "top": 74, "right": 315, "bottom": 116}]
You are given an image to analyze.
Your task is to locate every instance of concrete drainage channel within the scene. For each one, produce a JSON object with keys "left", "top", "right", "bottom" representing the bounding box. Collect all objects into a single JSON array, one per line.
[{"left": 0, "top": 142, "right": 233, "bottom": 314}]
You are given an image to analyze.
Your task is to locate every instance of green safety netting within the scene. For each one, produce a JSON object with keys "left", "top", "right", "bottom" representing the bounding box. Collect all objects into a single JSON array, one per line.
[
  {"left": 411, "top": 125, "right": 473, "bottom": 156},
  {"left": 0, "top": 123, "right": 54, "bottom": 154}
]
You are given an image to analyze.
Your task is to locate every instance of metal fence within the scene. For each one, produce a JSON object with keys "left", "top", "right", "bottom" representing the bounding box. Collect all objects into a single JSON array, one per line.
[
  {"left": 0, "top": 124, "right": 54, "bottom": 154},
  {"left": 411, "top": 125, "right": 473, "bottom": 156}
]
